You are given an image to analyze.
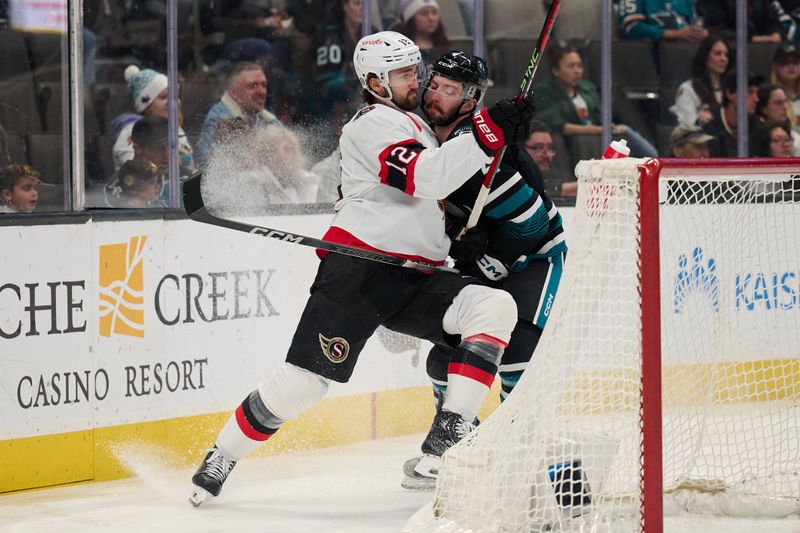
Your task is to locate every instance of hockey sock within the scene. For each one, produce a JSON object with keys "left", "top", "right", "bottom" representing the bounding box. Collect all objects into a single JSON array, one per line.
[
  {"left": 498, "top": 369, "right": 523, "bottom": 401},
  {"left": 433, "top": 384, "right": 446, "bottom": 411},
  {"left": 496, "top": 321, "right": 541, "bottom": 401},
  {"left": 215, "top": 390, "right": 284, "bottom": 461},
  {"left": 425, "top": 345, "right": 450, "bottom": 411},
  {"left": 443, "top": 334, "right": 506, "bottom": 422}
]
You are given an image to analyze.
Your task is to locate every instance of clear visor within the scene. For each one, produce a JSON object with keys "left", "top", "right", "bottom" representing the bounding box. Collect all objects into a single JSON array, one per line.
[
  {"left": 387, "top": 62, "right": 427, "bottom": 87},
  {"left": 423, "top": 72, "right": 477, "bottom": 100}
]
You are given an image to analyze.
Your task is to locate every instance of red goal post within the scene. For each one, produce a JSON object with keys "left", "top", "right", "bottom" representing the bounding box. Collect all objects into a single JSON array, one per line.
[{"left": 408, "top": 157, "right": 800, "bottom": 533}]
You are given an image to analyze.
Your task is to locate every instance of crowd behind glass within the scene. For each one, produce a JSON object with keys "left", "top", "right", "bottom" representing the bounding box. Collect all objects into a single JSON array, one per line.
[{"left": 0, "top": 0, "right": 799, "bottom": 213}]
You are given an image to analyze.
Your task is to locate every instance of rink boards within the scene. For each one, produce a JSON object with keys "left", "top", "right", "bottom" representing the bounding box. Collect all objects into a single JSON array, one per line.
[
  {"left": 3, "top": 201, "right": 798, "bottom": 494},
  {"left": 1, "top": 213, "right": 500, "bottom": 493}
]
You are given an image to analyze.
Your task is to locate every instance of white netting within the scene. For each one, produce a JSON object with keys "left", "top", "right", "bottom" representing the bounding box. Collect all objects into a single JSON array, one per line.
[{"left": 408, "top": 158, "right": 800, "bottom": 533}]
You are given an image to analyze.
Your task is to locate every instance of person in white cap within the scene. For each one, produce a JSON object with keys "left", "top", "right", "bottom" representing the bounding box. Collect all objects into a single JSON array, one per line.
[
  {"left": 391, "top": 0, "right": 449, "bottom": 65},
  {"left": 187, "top": 30, "right": 537, "bottom": 509},
  {"left": 111, "top": 65, "right": 194, "bottom": 179}
]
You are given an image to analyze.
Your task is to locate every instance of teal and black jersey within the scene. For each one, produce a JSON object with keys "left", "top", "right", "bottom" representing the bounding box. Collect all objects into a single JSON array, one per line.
[
  {"left": 444, "top": 118, "right": 567, "bottom": 272},
  {"left": 616, "top": 0, "right": 696, "bottom": 40}
]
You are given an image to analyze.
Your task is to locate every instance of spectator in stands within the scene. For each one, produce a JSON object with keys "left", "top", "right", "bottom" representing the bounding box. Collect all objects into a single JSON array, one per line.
[
  {"left": 113, "top": 66, "right": 194, "bottom": 177},
  {"left": 702, "top": 70, "right": 763, "bottom": 157},
  {"left": 105, "top": 158, "right": 166, "bottom": 208},
  {"left": 523, "top": 120, "right": 576, "bottom": 197},
  {"left": 750, "top": 120, "right": 794, "bottom": 156},
  {"left": 0, "top": 164, "right": 39, "bottom": 214},
  {"left": 755, "top": 83, "right": 800, "bottom": 153},
  {"left": 535, "top": 44, "right": 658, "bottom": 158},
  {"left": 195, "top": 62, "right": 282, "bottom": 166},
  {"left": 309, "top": 0, "right": 370, "bottom": 119},
  {"left": 771, "top": 43, "right": 800, "bottom": 129},
  {"left": 255, "top": 125, "right": 319, "bottom": 203},
  {"left": 697, "top": 0, "right": 792, "bottom": 42},
  {"left": 205, "top": 125, "right": 319, "bottom": 210},
  {"left": 105, "top": 116, "right": 169, "bottom": 207},
  {"left": 287, "top": 0, "right": 330, "bottom": 37},
  {"left": 391, "top": 0, "right": 450, "bottom": 66},
  {"left": 617, "top": 0, "right": 708, "bottom": 42},
  {"left": 669, "top": 124, "right": 714, "bottom": 158},
  {"left": 671, "top": 36, "right": 731, "bottom": 126}
]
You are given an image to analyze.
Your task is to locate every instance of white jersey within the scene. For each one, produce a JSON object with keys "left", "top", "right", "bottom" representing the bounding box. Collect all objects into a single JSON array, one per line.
[{"left": 322, "top": 103, "right": 493, "bottom": 265}]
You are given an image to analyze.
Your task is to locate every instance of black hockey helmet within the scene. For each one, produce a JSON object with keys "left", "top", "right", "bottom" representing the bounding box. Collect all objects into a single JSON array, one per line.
[{"left": 430, "top": 50, "right": 489, "bottom": 101}]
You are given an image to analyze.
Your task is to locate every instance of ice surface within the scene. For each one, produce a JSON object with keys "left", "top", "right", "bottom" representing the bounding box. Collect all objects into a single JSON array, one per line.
[
  {"left": 1, "top": 434, "right": 798, "bottom": 533},
  {"left": 0, "top": 435, "right": 430, "bottom": 533}
]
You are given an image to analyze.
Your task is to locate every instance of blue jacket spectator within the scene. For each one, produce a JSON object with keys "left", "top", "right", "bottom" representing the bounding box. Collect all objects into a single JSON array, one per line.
[{"left": 195, "top": 62, "right": 282, "bottom": 167}]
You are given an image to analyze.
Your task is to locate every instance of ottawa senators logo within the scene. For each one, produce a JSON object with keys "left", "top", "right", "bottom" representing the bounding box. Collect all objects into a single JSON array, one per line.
[{"left": 319, "top": 334, "right": 350, "bottom": 363}]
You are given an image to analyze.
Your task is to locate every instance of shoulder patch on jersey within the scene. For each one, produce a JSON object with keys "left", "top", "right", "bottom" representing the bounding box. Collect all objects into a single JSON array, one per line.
[
  {"left": 452, "top": 127, "right": 471, "bottom": 138},
  {"left": 353, "top": 105, "right": 376, "bottom": 120}
]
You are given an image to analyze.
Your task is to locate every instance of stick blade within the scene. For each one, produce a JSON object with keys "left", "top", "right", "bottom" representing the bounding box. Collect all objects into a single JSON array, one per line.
[{"left": 182, "top": 171, "right": 205, "bottom": 219}]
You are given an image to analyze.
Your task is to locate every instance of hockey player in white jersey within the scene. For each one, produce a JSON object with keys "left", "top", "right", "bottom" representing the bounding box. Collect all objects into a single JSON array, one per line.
[{"left": 189, "top": 30, "right": 536, "bottom": 507}]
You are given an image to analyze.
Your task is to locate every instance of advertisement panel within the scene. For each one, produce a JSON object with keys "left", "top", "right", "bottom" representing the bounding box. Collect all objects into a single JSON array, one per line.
[
  {"left": 2, "top": 214, "right": 437, "bottom": 442},
  {"left": 660, "top": 203, "right": 800, "bottom": 363},
  {"left": 0, "top": 223, "right": 93, "bottom": 440}
]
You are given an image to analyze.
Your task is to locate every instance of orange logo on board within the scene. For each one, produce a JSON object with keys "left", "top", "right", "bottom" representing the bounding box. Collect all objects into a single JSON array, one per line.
[{"left": 98, "top": 236, "right": 147, "bottom": 338}]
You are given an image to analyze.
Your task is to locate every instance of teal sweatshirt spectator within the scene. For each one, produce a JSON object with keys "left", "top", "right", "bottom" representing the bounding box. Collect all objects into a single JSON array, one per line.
[{"left": 617, "top": 0, "right": 708, "bottom": 41}]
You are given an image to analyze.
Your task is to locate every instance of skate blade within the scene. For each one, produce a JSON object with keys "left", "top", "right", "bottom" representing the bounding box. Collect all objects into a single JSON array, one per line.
[
  {"left": 403, "top": 456, "right": 421, "bottom": 477},
  {"left": 413, "top": 454, "right": 440, "bottom": 478},
  {"left": 401, "top": 472, "right": 436, "bottom": 491},
  {"left": 189, "top": 486, "right": 212, "bottom": 507}
]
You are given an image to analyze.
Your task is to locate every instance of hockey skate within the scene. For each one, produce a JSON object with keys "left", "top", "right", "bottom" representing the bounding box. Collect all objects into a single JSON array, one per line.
[
  {"left": 401, "top": 410, "right": 475, "bottom": 491},
  {"left": 189, "top": 446, "right": 237, "bottom": 507}
]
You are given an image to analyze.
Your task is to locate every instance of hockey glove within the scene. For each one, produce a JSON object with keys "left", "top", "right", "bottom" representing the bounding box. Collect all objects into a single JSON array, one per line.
[
  {"left": 471, "top": 95, "right": 536, "bottom": 155},
  {"left": 449, "top": 224, "right": 489, "bottom": 264},
  {"left": 460, "top": 253, "right": 510, "bottom": 282},
  {"left": 475, "top": 254, "right": 510, "bottom": 281}
]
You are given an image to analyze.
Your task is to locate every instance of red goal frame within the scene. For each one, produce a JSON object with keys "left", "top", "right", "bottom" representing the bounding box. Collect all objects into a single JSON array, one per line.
[{"left": 637, "top": 157, "right": 800, "bottom": 533}]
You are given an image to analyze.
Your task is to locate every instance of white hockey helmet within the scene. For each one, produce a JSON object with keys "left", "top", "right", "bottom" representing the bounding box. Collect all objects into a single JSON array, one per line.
[{"left": 353, "top": 31, "right": 422, "bottom": 98}]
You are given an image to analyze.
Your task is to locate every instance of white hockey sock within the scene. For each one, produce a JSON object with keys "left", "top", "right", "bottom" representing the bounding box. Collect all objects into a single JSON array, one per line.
[
  {"left": 443, "top": 374, "right": 490, "bottom": 423},
  {"left": 442, "top": 334, "right": 506, "bottom": 423},
  {"left": 215, "top": 390, "right": 281, "bottom": 461}
]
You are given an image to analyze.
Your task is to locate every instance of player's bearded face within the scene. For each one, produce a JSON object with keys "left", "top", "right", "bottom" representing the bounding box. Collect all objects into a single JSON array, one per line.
[
  {"left": 388, "top": 65, "right": 422, "bottom": 111},
  {"left": 424, "top": 74, "right": 466, "bottom": 125}
]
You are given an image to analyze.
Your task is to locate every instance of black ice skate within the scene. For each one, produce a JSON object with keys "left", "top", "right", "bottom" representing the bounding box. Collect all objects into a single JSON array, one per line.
[
  {"left": 401, "top": 410, "right": 474, "bottom": 491},
  {"left": 189, "top": 446, "right": 237, "bottom": 507}
]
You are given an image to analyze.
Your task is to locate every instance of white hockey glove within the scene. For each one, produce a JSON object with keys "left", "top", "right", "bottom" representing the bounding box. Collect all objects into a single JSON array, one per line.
[{"left": 475, "top": 254, "right": 509, "bottom": 281}]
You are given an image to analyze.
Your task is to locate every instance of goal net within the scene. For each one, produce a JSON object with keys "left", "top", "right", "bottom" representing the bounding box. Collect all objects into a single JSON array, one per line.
[{"left": 415, "top": 158, "right": 800, "bottom": 532}]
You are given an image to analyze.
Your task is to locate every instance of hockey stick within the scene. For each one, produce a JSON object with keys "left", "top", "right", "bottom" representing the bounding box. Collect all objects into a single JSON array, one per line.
[
  {"left": 460, "top": 0, "right": 561, "bottom": 235},
  {"left": 182, "top": 172, "right": 459, "bottom": 273}
]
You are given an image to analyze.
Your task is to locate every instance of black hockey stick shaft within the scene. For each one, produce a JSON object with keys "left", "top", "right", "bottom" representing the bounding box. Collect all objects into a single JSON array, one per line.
[
  {"left": 182, "top": 172, "right": 459, "bottom": 273},
  {"left": 462, "top": 0, "right": 561, "bottom": 234}
]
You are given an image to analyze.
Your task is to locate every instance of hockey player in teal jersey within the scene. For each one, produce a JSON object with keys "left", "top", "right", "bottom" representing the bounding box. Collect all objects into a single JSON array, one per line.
[
  {"left": 617, "top": 0, "right": 708, "bottom": 41},
  {"left": 401, "top": 51, "right": 567, "bottom": 490}
]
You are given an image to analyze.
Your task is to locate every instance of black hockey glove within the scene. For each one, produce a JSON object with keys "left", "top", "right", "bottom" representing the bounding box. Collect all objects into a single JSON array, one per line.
[
  {"left": 471, "top": 94, "right": 536, "bottom": 155},
  {"left": 449, "top": 224, "right": 489, "bottom": 264}
]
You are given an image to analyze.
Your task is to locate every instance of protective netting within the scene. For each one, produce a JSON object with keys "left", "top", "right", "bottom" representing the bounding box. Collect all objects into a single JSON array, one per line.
[{"left": 415, "top": 158, "right": 800, "bottom": 533}]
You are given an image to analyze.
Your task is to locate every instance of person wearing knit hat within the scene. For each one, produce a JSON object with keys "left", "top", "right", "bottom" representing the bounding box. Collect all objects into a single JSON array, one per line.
[
  {"left": 109, "top": 65, "right": 194, "bottom": 184},
  {"left": 399, "top": 0, "right": 439, "bottom": 23},
  {"left": 126, "top": 65, "right": 169, "bottom": 114},
  {"left": 391, "top": 0, "right": 448, "bottom": 66}
]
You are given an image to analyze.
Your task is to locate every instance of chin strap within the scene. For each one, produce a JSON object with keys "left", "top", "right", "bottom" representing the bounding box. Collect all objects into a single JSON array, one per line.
[{"left": 367, "top": 84, "right": 395, "bottom": 106}]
